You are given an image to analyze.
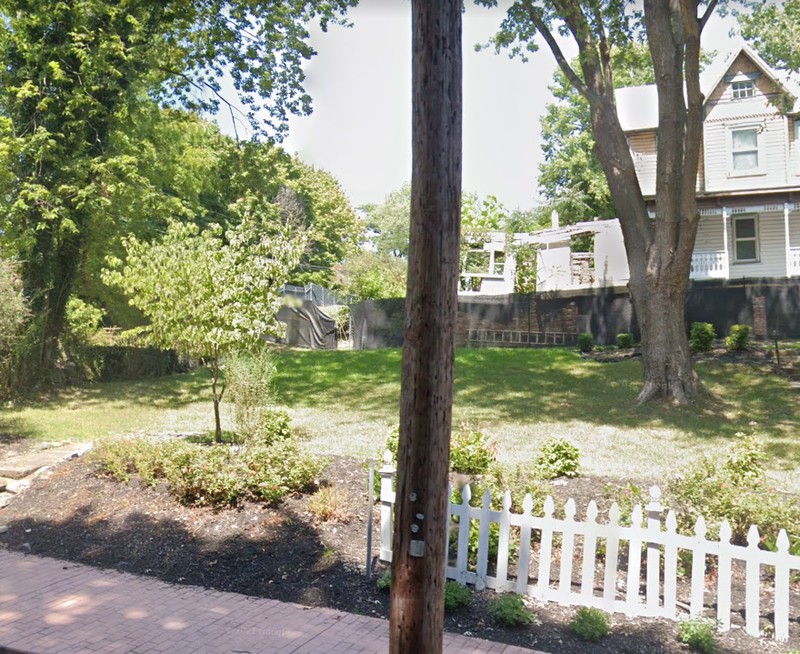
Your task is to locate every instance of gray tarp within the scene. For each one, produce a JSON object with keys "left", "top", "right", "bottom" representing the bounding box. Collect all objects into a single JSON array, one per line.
[{"left": 277, "top": 300, "right": 337, "bottom": 350}]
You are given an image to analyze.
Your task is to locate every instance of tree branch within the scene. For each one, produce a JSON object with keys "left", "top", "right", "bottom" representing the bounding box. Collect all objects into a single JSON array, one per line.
[
  {"left": 523, "top": 3, "right": 597, "bottom": 102},
  {"left": 698, "top": 0, "right": 719, "bottom": 34}
]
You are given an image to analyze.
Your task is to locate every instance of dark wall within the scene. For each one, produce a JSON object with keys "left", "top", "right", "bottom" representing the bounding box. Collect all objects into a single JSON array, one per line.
[{"left": 349, "top": 279, "right": 800, "bottom": 349}]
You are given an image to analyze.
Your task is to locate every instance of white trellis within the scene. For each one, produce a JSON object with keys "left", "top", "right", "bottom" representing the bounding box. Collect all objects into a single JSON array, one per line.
[{"left": 378, "top": 458, "right": 800, "bottom": 641}]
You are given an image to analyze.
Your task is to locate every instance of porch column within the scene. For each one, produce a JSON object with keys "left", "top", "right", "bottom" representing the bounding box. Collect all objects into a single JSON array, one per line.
[
  {"left": 722, "top": 207, "right": 730, "bottom": 277},
  {"left": 785, "top": 202, "right": 792, "bottom": 277}
]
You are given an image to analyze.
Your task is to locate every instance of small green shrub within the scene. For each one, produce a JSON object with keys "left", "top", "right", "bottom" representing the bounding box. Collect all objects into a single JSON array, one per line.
[
  {"left": 616, "top": 332, "right": 634, "bottom": 349},
  {"left": 535, "top": 437, "right": 580, "bottom": 479},
  {"left": 65, "top": 297, "right": 105, "bottom": 346},
  {"left": 677, "top": 618, "right": 718, "bottom": 654},
  {"left": 487, "top": 593, "right": 534, "bottom": 627},
  {"left": 450, "top": 423, "right": 496, "bottom": 475},
  {"left": 577, "top": 332, "right": 594, "bottom": 353},
  {"left": 689, "top": 322, "right": 716, "bottom": 352},
  {"left": 163, "top": 444, "right": 246, "bottom": 506},
  {"left": 380, "top": 422, "right": 496, "bottom": 476},
  {"left": 443, "top": 580, "right": 472, "bottom": 611},
  {"left": 725, "top": 324, "right": 751, "bottom": 351},
  {"left": 376, "top": 569, "right": 391, "bottom": 591},
  {"left": 244, "top": 440, "right": 325, "bottom": 504},
  {"left": 667, "top": 435, "right": 800, "bottom": 545},
  {"left": 570, "top": 606, "right": 610, "bottom": 641}
]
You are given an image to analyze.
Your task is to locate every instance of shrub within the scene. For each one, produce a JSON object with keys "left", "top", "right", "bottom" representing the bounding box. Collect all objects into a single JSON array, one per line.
[
  {"left": 376, "top": 569, "right": 391, "bottom": 591},
  {"left": 95, "top": 434, "right": 323, "bottom": 507},
  {"left": 487, "top": 593, "right": 534, "bottom": 627},
  {"left": 380, "top": 422, "right": 496, "bottom": 476},
  {"left": 616, "top": 332, "right": 634, "bottom": 348},
  {"left": 577, "top": 332, "right": 594, "bottom": 353},
  {"left": 535, "top": 437, "right": 580, "bottom": 479},
  {"left": 677, "top": 618, "right": 718, "bottom": 654},
  {"left": 65, "top": 297, "right": 105, "bottom": 347},
  {"left": 450, "top": 423, "right": 496, "bottom": 475},
  {"left": 570, "top": 606, "right": 610, "bottom": 641},
  {"left": 244, "top": 440, "right": 325, "bottom": 504},
  {"left": 307, "top": 484, "right": 351, "bottom": 523},
  {"left": 163, "top": 444, "right": 246, "bottom": 506},
  {"left": 224, "top": 348, "right": 291, "bottom": 446},
  {"left": 689, "top": 322, "right": 716, "bottom": 352},
  {"left": 667, "top": 435, "right": 800, "bottom": 545},
  {"left": 725, "top": 324, "right": 751, "bottom": 351},
  {"left": 443, "top": 580, "right": 472, "bottom": 611}
]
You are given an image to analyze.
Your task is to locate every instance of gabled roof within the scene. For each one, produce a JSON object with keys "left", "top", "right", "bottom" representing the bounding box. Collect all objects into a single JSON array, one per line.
[{"left": 615, "top": 41, "right": 800, "bottom": 133}]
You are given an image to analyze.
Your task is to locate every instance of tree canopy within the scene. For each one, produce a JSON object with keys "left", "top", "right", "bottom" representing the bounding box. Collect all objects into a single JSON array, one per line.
[
  {"left": 740, "top": 2, "right": 800, "bottom": 71},
  {"left": 0, "top": 0, "right": 353, "bottom": 386}
]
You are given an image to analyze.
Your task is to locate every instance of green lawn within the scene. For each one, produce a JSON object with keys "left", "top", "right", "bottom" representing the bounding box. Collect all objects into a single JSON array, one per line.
[{"left": 2, "top": 347, "right": 797, "bottom": 492}]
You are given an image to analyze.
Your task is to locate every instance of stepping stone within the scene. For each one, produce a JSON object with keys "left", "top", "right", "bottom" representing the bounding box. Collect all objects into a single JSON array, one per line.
[
  {"left": 0, "top": 477, "right": 11, "bottom": 492},
  {"left": 0, "top": 443, "right": 90, "bottom": 479},
  {"left": 0, "top": 492, "right": 13, "bottom": 509}
]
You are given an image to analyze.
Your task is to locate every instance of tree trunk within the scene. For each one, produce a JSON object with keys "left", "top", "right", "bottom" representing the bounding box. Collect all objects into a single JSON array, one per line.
[
  {"left": 389, "top": 1, "right": 462, "bottom": 652},
  {"left": 209, "top": 357, "right": 223, "bottom": 442},
  {"left": 629, "top": 265, "right": 701, "bottom": 405}
]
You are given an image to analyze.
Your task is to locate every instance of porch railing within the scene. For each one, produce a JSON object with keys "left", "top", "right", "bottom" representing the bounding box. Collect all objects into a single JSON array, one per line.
[
  {"left": 789, "top": 247, "right": 800, "bottom": 277},
  {"left": 690, "top": 250, "right": 728, "bottom": 279}
]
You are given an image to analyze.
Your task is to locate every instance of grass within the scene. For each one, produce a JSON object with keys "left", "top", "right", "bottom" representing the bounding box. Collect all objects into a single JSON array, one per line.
[{"left": 2, "top": 347, "right": 798, "bottom": 492}]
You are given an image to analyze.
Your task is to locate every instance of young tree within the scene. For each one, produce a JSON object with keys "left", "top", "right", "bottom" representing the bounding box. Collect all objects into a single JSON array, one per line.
[
  {"left": 0, "top": 0, "right": 353, "bottom": 386},
  {"left": 104, "top": 202, "right": 305, "bottom": 441},
  {"left": 390, "top": 1, "right": 462, "bottom": 651},
  {"left": 483, "top": 0, "right": 720, "bottom": 404}
]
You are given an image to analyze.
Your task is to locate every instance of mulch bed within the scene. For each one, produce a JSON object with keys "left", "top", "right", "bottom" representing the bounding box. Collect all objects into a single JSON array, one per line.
[{"left": 0, "top": 450, "right": 796, "bottom": 654}]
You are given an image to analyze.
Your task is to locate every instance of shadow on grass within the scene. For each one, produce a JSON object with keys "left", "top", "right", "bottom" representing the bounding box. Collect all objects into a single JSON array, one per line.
[{"left": 273, "top": 347, "right": 798, "bottom": 444}]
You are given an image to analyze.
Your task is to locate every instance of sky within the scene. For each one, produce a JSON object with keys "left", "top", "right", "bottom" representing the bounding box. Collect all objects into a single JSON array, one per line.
[{"left": 216, "top": 3, "right": 740, "bottom": 212}]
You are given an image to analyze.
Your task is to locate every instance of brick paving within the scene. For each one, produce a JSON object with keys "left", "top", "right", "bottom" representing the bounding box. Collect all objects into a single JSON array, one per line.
[{"left": 0, "top": 551, "right": 547, "bottom": 654}]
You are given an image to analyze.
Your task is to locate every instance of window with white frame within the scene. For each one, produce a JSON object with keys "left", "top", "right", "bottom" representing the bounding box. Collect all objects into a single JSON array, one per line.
[
  {"left": 729, "top": 126, "right": 761, "bottom": 173},
  {"left": 731, "top": 79, "right": 755, "bottom": 99},
  {"left": 733, "top": 215, "right": 759, "bottom": 262}
]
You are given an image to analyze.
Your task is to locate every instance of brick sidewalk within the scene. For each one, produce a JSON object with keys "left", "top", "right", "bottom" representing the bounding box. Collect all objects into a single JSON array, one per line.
[{"left": 0, "top": 551, "right": 546, "bottom": 654}]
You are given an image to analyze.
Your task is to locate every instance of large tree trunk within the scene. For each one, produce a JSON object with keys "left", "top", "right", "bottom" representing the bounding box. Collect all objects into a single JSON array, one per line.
[
  {"left": 528, "top": 0, "right": 711, "bottom": 405},
  {"left": 389, "top": 1, "right": 462, "bottom": 652}
]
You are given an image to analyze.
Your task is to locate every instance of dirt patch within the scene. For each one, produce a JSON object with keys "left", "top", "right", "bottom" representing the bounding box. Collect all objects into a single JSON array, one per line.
[{"left": 0, "top": 451, "right": 796, "bottom": 654}]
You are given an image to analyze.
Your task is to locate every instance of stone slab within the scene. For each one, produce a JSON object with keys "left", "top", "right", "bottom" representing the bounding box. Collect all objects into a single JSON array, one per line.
[
  {"left": 0, "top": 477, "right": 11, "bottom": 492},
  {"left": 0, "top": 492, "right": 13, "bottom": 508},
  {"left": 0, "top": 443, "right": 89, "bottom": 479}
]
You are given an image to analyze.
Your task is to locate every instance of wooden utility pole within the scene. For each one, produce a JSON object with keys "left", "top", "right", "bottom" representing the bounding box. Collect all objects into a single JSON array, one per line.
[{"left": 389, "top": 1, "right": 462, "bottom": 652}]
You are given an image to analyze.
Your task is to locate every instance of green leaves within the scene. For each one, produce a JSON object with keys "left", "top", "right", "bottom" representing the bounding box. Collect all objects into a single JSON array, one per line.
[{"left": 104, "top": 213, "right": 306, "bottom": 360}]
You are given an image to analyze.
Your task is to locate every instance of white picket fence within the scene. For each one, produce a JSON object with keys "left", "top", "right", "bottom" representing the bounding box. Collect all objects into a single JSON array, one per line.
[{"left": 378, "top": 459, "right": 800, "bottom": 641}]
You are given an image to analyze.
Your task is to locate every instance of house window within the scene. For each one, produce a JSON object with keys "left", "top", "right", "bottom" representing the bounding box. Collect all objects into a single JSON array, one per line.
[
  {"left": 731, "top": 80, "right": 755, "bottom": 99},
  {"left": 733, "top": 216, "right": 759, "bottom": 262},
  {"left": 730, "top": 126, "right": 760, "bottom": 173}
]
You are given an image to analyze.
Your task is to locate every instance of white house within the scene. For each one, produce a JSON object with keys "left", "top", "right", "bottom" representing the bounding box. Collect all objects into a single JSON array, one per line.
[
  {"left": 457, "top": 219, "right": 629, "bottom": 295},
  {"left": 620, "top": 41, "right": 800, "bottom": 282}
]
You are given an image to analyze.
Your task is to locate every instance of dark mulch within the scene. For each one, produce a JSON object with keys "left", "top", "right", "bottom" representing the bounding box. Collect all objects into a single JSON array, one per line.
[{"left": 0, "top": 451, "right": 796, "bottom": 654}]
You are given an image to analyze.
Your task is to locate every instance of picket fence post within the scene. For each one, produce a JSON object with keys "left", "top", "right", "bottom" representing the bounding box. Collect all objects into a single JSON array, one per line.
[
  {"left": 645, "top": 486, "right": 663, "bottom": 615},
  {"left": 379, "top": 451, "right": 396, "bottom": 562}
]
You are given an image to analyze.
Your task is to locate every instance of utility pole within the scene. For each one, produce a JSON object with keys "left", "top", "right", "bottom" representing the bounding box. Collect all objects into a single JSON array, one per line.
[{"left": 389, "top": 1, "right": 462, "bottom": 652}]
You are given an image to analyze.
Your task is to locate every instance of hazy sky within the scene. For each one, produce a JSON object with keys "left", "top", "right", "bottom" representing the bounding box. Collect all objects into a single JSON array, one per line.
[{"left": 217, "top": 3, "right": 739, "bottom": 212}]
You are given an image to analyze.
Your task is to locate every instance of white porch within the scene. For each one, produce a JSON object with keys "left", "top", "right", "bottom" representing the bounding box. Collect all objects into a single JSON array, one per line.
[{"left": 690, "top": 202, "right": 800, "bottom": 280}]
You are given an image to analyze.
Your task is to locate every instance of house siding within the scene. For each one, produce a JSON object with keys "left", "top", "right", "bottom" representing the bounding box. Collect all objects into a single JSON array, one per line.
[
  {"left": 629, "top": 130, "right": 657, "bottom": 197},
  {"left": 703, "top": 53, "right": 791, "bottom": 193}
]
